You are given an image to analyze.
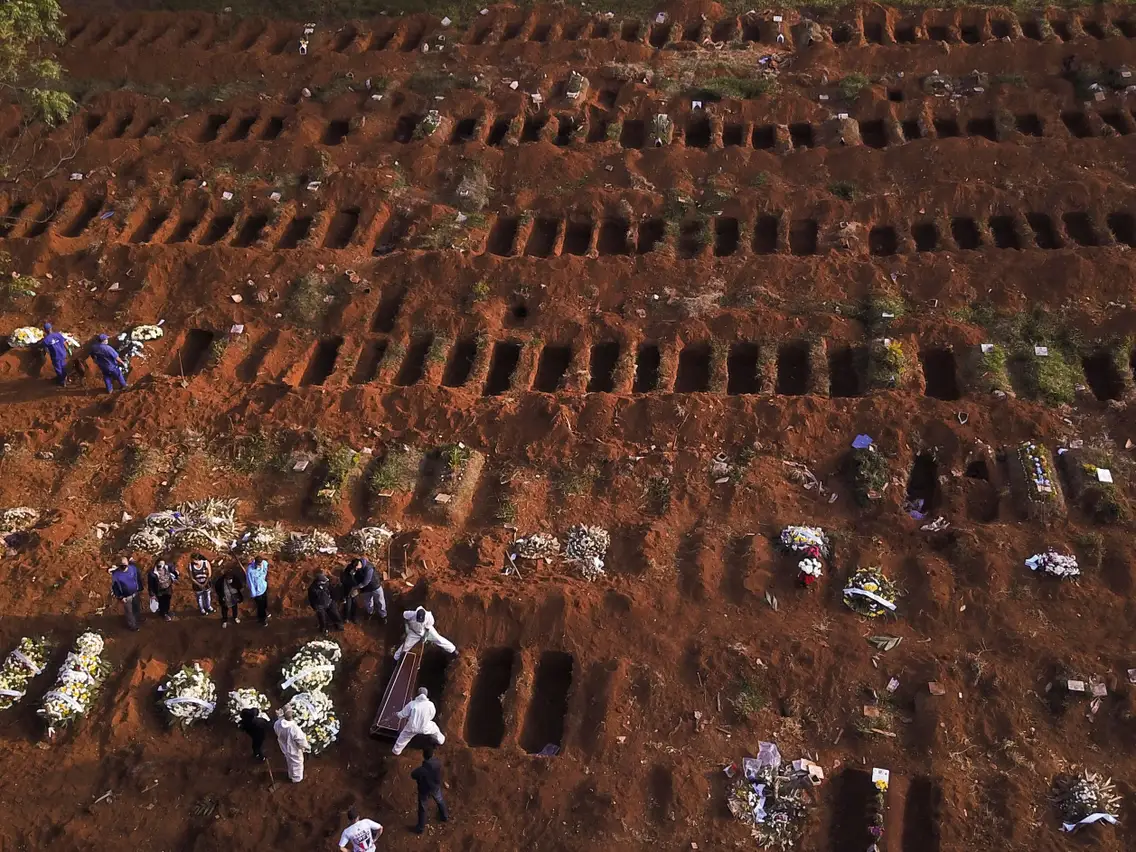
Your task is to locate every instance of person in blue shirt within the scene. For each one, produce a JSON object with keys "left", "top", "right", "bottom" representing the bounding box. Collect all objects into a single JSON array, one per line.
[
  {"left": 109, "top": 556, "right": 144, "bottom": 631},
  {"left": 40, "top": 323, "right": 69, "bottom": 385},
  {"left": 245, "top": 555, "right": 271, "bottom": 626},
  {"left": 90, "top": 333, "right": 128, "bottom": 393}
]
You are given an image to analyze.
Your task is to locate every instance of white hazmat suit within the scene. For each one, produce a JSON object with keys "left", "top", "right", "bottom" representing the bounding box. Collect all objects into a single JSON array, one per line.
[
  {"left": 393, "top": 607, "right": 456, "bottom": 660},
  {"left": 274, "top": 715, "right": 311, "bottom": 782},
  {"left": 392, "top": 689, "right": 445, "bottom": 756}
]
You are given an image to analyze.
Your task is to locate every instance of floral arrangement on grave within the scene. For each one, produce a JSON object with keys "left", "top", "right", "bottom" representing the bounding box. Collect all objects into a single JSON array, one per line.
[
  {"left": 779, "top": 526, "right": 830, "bottom": 588},
  {"left": 564, "top": 525, "right": 610, "bottom": 580},
  {"left": 0, "top": 636, "right": 52, "bottom": 711},
  {"left": 280, "top": 639, "right": 342, "bottom": 694},
  {"left": 1053, "top": 770, "right": 1121, "bottom": 832},
  {"left": 282, "top": 690, "right": 340, "bottom": 754},
  {"left": 726, "top": 742, "right": 818, "bottom": 851},
  {"left": 227, "top": 688, "right": 272, "bottom": 724},
  {"left": 38, "top": 632, "right": 111, "bottom": 738},
  {"left": 513, "top": 533, "right": 561, "bottom": 560},
  {"left": 157, "top": 664, "right": 217, "bottom": 726},
  {"left": 867, "top": 771, "right": 889, "bottom": 850},
  {"left": 843, "top": 568, "right": 899, "bottom": 618},
  {"left": 1018, "top": 442, "right": 1056, "bottom": 503},
  {"left": 1025, "top": 551, "right": 1079, "bottom": 580}
]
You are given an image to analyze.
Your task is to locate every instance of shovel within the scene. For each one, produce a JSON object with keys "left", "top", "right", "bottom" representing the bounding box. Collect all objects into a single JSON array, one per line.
[{"left": 266, "top": 758, "right": 277, "bottom": 792}]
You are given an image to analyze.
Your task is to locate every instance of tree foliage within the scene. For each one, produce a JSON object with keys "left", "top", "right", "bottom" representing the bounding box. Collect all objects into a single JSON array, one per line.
[{"left": 0, "top": 0, "right": 74, "bottom": 126}]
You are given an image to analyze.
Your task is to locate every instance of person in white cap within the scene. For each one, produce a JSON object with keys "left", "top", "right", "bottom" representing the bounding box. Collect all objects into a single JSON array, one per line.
[
  {"left": 273, "top": 706, "right": 311, "bottom": 782},
  {"left": 393, "top": 606, "right": 456, "bottom": 661},
  {"left": 392, "top": 687, "right": 445, "bottom": 756}
]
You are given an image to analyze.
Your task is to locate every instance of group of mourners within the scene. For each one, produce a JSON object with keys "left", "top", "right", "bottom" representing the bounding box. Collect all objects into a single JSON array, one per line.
[
  {"left": 40, "top": 323, "right": 129, "bottom": 392},
  {"left": 108, "top": 551, "right": 458, "bottom": 837},
  {"left": 107, "top": 553, "right": 396, "bottom": 631}
]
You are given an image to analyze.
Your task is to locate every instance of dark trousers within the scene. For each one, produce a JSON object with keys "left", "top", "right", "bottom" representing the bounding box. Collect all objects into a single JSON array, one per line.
[
  {"left": 220, "top": 599, "right": 240, "bottom": 624},
  {"left": 156, "top": 593, "right": 172, "bottom": 617},
  {"left": 248, "top": 728, "right": 266, "bottom": 760},
  {"left": 121, "top": 594, "right": 141, "bottom": 630},
  {"left": 315, "top": 604, "right": 342, "bottom": 632},
  {"left": 253, "top": 593, "right": 268, "bottom": 624},
  {"left": 416, "top": 790, "right": 449, "bottom": 832}
]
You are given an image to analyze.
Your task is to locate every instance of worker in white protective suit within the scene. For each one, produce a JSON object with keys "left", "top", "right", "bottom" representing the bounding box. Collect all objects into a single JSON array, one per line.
[
  {"left": 274, "top": 707, "right": 311, "bottom": 782},
  {"left": 392, "top": 687, "right": 445, "bottom": 756},
  {"left": 393, "top": 606, "right": 456, "bottom": 661}
]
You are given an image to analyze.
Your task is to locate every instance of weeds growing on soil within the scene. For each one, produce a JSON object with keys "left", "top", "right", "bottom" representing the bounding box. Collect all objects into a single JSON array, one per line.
[
  {"left": 839, "top": 73, "right": 871, "bottom": 100},
  {"left": 227, "top": 434, "right": 288, "bottom": 475},
  {"left": 693, "top": 75, "right": 777, "bottom": 100},
  {"left": 847, "top": 446, "right": 889, "bottom": 506},
  {"left": 729, "top": 677, "right": 767, "bottom": 721},
  {"left": 368, "top": 446, "right": 419, "bottom": 497},
  {"left": 123, "top": 442, "right": 161, "bottom": 485},
  {"left": 829, "top": 181, "right": 858, "bottom": 201},
  {"left": 285, "top": 273, "right": 331, "bottom": 329}
]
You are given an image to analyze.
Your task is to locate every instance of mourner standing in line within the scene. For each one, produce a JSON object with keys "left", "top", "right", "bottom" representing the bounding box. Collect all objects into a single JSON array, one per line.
[{"left": 411, "top": 747, "right": 450, "bottom": 835}]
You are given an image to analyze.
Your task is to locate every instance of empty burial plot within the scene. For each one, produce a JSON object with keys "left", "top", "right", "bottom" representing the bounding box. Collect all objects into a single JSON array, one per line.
[
  {"left": 484, "top": 341, "right": 522, "bottom": 395},
  {"left": 22, "top": 201, "right": 62, "bottom": 238},
  {"left": 198, "top": 114, "right": 229, "bottom": 143},
  {"left": 451, "top": 117, "right": 479, "bottom": 143},
  {"left": 636, "top": 219, "right": 665, "bottom": 254},
  {"left": 232, "top": 214, "right": 268, "bottom": 247},
  {"left": 1082, "top": 351, "right": 1126, "bottom": 400},
  {"left": 520, "top": 652, "right": 574, "bottom": 754},
  {"left": 752, "top": 124, "right": 776, "bottom": 149},
  {"left": 323, "top": 208, "right": 360, "bottom": 248},
  {"left": 828, "top": 770, "right": 878, "bottom": 850},
  {"left": 130, "top": 207, "right": 170, "bottom": 243},
  {"left": 674, "top": 344, "right": 711, "bottom": 392},
  {"left": 533, "top": 344, "right": 572, "bottom": 391},
  {"left": 902, "top": 120, "right": 923, "bottom": 141},
  {"left": 587, "top": 342, "right": 619, "bottom": 392},
  {"left": 301, "top": 337, "right": 343, "bottom": 386},
  {"left": 487, "top": 116, "right": 513, "bottom": 146},
  {"left": 199, "top": 213, "right": 235, "bottom": 245},
  {"left": 620, "top": 120, "right": 645, "bottom": 148},
  {"left": 753, "top": 215, "right": 779, "bottom": 253},
  {"left": 906, "top": 453, "right": 941, "bottom": 513},
  {"left": 777, "top": 342, "right": 811, "bottom": 395},
  {"left": 788, "top": 220, "right": 818, "bottom": 255},
  {"left": 989, "top": 216, "right": 1021, "bottom": 249},
  {"left": 277, "top": 214, "right": 313, "bottom": 248},
  {"left": 597, "top": 219, "right": 629, "bottom": 254},
  {"left": 1063, "top": 212, "right": 1100, "bottom": 246},
  {"left": 789, "top": 123, "right": 813, "bottom": 149},
  {"left": 438, "top": 338, "right": 475, "bottom": 387},
  {"left": 1108, "top": 212, "right": 1136, "bottom": 246},
  {"left": 525, "top": 218, "right": 560, "bottom": 256},
  {"left": 726, "top": 343, "right": 760, "bottom": 395},
  {"left": 966, "top": 117, "right": 998, "bottom": 140},
  {"left": 951, "top": 217, "right": 981, "bottom": 249},
  {"left": 921, "top": 348, "right": 961, "bottom": 399},
  {"left": 1027, "top": 213, "right": 1062, "bottom": 248},
  {"left": 1016, "top": 114, "right": 1044, "bottom": 136},
  {"left": 488, "top": 217, "right": 520, "bottom": 255},
  {"left": 1061, "top": 111, "right": 1094, "bottom": 138},
  {"left": 563, "top": 219, "right": 593, "bottom": 255},
  {"left": 350, "top": 339, "right": 387, "bottom": 384},
  {"left": 521, "top": 114, "right": 548, "bottom": 142},
  {"left": 684, "top": 117, "right": 711, "bottom": 147},
  {"left": 323, "top": 120, "right": 350, "bottom": 146},
  {"left": 395, "top": 336, "right": 432, "bottom": 386},
  {"left": 634, "top": 344, "right": 661, "bottom": 392},
  {"left": 0, "top": 202, "right": 27, "bottom": 237},
  {"left": 714, "top": 218, "right": 739, "bottom": 256},
  {"left": 260, "top": 116, "right": 285, "bottom": 140},
  {"left": 869, "top": 226, "right": 898, "bottom": 256},
  {"left": 903, "top": 778, "right": 943, "bottom": 852},
  {"left": 167, "top": 210, "right": 202, "bottom": 244},
  {"left": 677, "top": 220, "right": 707, "bottom": 259},
  {"left": 61, "top": 196, "right": 104, "bottom": 238},
  {"left": 828, "top": 346, "right": 864, "bottom": 397},
  {"left": 168, "top": 329, "right": 214, "bottom": 376},
  {"left": 372, "top": 287, "right": 405, "bottom": 333},
  {"left": 859, "top": 120, "right": 888, "bottom": 149}
]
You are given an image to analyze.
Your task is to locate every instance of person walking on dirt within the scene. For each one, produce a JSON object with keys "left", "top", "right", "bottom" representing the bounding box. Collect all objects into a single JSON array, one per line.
[
  {"left": 393, "top": 607, "right": 456, "bottom": 661},
  {"left": 273, "top": 707, "right": 311, "bottom": 782},
  {"left": 189, "top": 553, "right": 214, "bottom": 615},
  {"left": 411, "top": 747, "right": 449, "bottom": 834},
  {"left": 147, "top": 558, "right": 179, "bottom": 621},
  {"left": 238, "top": 706, "right": 273, "bottom": 762},
  {"left": 344, "top": 557, "right": 386, "bottom": 623},
  {"left": 40, "top": 323, "right": 69, "bottom": 386},
  {"left": 392, "top": 687, "right": 445, "bottom": 756},
  {"left": 308, "top": 569, "right": 343, "bottom": 634},
  {"left": 215, "top": 563, "right": 245, "bottom": 628},
  {"left": 245, "top": 554, "right": 270, "bottom": 627},
  {"left": 109, "top": 556, "right": 144, "bottom": 631},
  {"left": 338, "top": 807, "right": 383, "bottom": 852},
  {"left": 90, "top": 333, "right": 128, "bottom": 393}
]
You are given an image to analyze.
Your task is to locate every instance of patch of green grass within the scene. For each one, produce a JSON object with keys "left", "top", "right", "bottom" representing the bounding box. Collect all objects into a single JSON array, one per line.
[
  {"left": 644, "top": 476, "right": 672, "bottom": 514},
  {"left": 728, "top": 677, "right": 767, "bottom": 721},
  {"left": 857, "top": 292, "right": 905, "bottom": 334},
  {"left": 442, "top": 443, "right": 471, "bottom": 475},
  {"left": 866, "top": 339, "right": 906, "bottom": 390},
  {"left": 749, "top": 172, "right": 769, "bottom": 189},
  {"left": 469, "top": 280, "right": 490, "bottom": 303},
  {"left": 556, "top": 465, "right": 598, "bottom": 497},
  {"left": 427, "top": 335, "right": 450, "bottom": 365},
  {"left": 1024, "top": 350, "right": 1080, "bottom": 405},
  {"left": 693, "top": 75, "right": 777, "bottom": 100},
  {"left": 839, "top": 72, "right": 872, "bottom": 100},
  {"left": 495, "top": 498, "right": 517, "bottom": 524},
  {"left": 312, "top": 444, "right": 360, "bottom": 519},
  {"left": 829, "top": 181, "right": 858, "bottom": 201},
  {"left": 227, "top": 434, "right": 288, "bottom": 475},
  {"left": 123, "top": 442, "right": 161, "bottom": 485},
  {"left": 368, "top": 446, "right": 419, "bottom": 496},
  {"left": 974, "top": 344, "right": 1012, "bottom": 394},
  {"left": 1073, "top": 531, "right": 1105, "bottom": 568},
  {"left": 284, "top": 272, "right": 331, "bottom": 329},
  {"left": 993, "top": 73, "right": 1027, "bottom": 87},
  {"left": 846, "top": 446, "right": 890, "bottom": 506}
]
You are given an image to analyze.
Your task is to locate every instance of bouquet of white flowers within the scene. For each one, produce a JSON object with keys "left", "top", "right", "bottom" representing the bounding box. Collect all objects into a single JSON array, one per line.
[
  {"left": 281, "top": 639, "right": 342, "bottom": 694},
  {"left": 233, "top": 525, "right": 288, "bottom": 555},
  {"left": 38, "top": 632, "right": 111, "bottom": 738},
  {"left": 8, "top": 327, "right": 44, "bottom": 347},
  {"left": 1025, "top": 551, "right": 1079, "bottom": 579},
  {"left": 0, "top": 507, "right": 41, "bottom": 533},
  {"left": 227, "top": 688, "right": 272, "bottom": 724},
  {"left": 157, "top": 664, "right": 217, "bottom": 726},
  {"left": 283, "top": 691, "right": 340, "bottom": 754},
  {"left": 342, "top": 525, "right": 394, "bottom": 555},
  {"left": 0, "top": 636, "right": 52, "bottom": 710},
  {"left": 778, "top": 526, "right": 831, "bottom": 557},
  {"left": 128, "top": 325, "right": 164, "bottom": 342},
  {"left": 283, "top": 529, "right": 339, "bottom": 558},
  {"left": 843, "top": 568, "right": 899, "bottom": 618}
]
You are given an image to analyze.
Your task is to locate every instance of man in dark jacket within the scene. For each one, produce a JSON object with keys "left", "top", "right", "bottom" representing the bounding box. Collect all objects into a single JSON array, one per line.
[
  {"left": 238, "top": 707, "right": 273, "bottom": 761},
  {"left": 411, "top": 747, "right": 449, "bottom": 834},
  {"left": 214, "top": 563, "right": 245, "bottom": 628},
  {"left": 343, "top": 557, "right": 386, "bottom": 623},
  {"left": 109, "top": 556, "right": 144, "bottom": 630},
  {"left": 308, "top": 569, "right": 343, "bottom": 634}
]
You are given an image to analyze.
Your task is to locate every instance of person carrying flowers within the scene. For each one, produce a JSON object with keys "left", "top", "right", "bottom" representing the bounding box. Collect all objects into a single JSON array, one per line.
[
  {"left": 109, "top": 556, "right": 144, "bottom": 631},
  {"left": 147, "top": 558, "right": 179, "bottom": 622}
]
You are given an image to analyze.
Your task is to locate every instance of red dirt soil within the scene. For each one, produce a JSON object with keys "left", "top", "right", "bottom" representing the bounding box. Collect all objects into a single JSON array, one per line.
[{"left": 0, "top": 2, "right": 1135, "bottom": 851}]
